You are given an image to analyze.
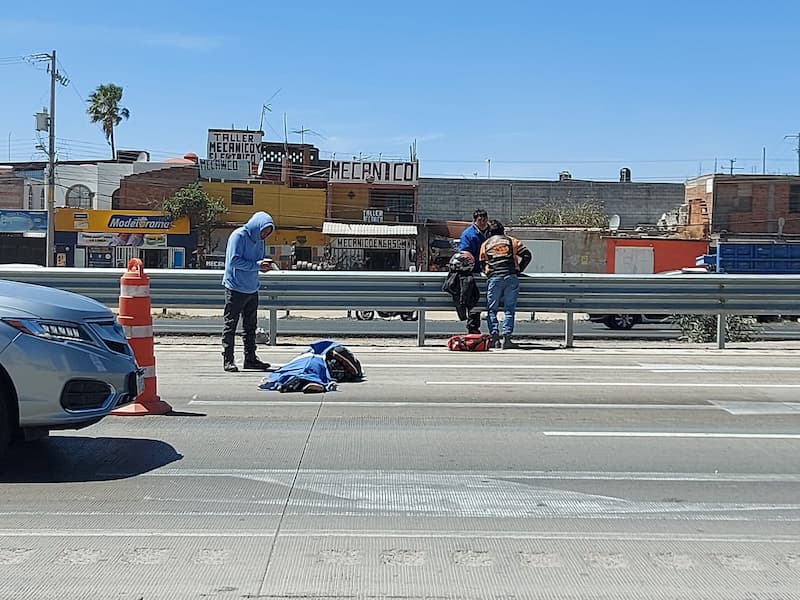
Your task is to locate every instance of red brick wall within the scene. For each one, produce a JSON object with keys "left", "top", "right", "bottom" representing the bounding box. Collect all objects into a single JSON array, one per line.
[
  {"left": 684, "top": 178, "right": 712, "bottom": 229},
  {"left": 721, "top": 181, "right": 800, "bottom": 234},
  {"left": 0, "top": 175, "right": 23, "bottom": 209},
  {"left": 117, "top": 166, "right": 198, "bottom": 210}
]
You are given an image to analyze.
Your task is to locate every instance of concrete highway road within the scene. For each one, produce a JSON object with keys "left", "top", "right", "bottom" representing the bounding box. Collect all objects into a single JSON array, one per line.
[{"left": 2, "top": 339, "right": 800, "bottom": 599}]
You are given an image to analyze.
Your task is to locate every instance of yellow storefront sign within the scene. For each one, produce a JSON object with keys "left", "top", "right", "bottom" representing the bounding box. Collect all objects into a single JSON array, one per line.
[{"left": 55, "top": 208, "right": 190, "bottom": 234}]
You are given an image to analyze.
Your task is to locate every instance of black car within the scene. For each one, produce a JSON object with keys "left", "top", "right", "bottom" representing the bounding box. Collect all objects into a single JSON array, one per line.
[{"left": 587, "top": 313, "right": 672, "bottom": 330}]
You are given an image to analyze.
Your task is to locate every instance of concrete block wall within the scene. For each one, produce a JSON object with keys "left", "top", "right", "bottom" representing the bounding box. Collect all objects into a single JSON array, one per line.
[
  {"left": 418, "top": 178, "right": 685, "bottom": 229},
  {"left": 506, "top": 227, "right": 607, "bottom": 273}
]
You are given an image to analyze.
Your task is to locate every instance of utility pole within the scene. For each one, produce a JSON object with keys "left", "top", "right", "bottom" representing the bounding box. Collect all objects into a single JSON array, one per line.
[
  {"left": 785, "top": 132, "right": 800, "bottom": 175},
  {"left": 47, "top": 50, "right": 56, "bottom": 267},
  {"left": 722, "top": 158, "right": 742, "bottom": 176},
  {"left": 29, "top": 50, "right": 67, "bottom": 266}
]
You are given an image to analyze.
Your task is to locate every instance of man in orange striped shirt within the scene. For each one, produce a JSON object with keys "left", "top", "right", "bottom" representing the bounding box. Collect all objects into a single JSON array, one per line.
[{"left": 479, "top": 220, "right": 532, "bottom": 349}]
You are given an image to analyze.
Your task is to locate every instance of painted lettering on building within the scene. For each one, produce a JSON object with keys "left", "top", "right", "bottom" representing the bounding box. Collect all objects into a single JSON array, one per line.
[
  {"left": 198, "top": 158, "right": 251, "bottom": 180},
  {"left": 363, "top": 209, "right": 384, "bottom": 223},
  {"left": 331, "top": 237, "right": 414, "bottom": 250},
  {"left": 329, "top": 161, "right": 418, "bottom": 185}
]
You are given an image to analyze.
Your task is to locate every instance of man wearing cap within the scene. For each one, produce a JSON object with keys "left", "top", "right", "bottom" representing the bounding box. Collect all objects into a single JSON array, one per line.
[
  {"left": 221, "top": 211, "right": 275, "bottom": 372},
  {"left": 458, "top": 208, "right": 490, "bottom": 334}
]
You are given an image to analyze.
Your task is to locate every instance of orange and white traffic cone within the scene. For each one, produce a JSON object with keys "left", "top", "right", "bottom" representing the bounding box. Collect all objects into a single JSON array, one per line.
[{"left": 112, "top": 258, "right": 172, "bottom": 415}]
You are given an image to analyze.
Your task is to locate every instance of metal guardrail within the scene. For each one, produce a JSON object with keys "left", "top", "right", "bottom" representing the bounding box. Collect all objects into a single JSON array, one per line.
[{"left": 2, "top": 266, "right": 800, "bottom": 348}]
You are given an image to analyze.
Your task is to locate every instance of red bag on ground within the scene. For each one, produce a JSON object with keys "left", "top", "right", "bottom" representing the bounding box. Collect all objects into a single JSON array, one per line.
[{"left": 447, "top": 333, "right": 492, "bottom": 351}]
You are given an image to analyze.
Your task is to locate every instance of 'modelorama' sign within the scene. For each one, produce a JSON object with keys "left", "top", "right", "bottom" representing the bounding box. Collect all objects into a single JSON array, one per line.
[{"left": 329, "top": 161, "right": 418, "bottom": 185}]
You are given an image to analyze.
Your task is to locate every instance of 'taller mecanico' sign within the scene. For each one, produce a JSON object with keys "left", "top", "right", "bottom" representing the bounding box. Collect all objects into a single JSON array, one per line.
[{"left": 207, "top": 129, "right": 263, "bottom": 165}]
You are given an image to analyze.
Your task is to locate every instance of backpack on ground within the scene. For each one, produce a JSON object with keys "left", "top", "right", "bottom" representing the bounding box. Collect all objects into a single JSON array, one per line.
[{"left": 447, "top": 333, "right": 492, "bottom": 351}]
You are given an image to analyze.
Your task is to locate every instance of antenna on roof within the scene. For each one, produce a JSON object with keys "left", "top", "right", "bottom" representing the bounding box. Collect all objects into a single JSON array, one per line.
[
  {"left": 259, "top": 88, "right": 281, "bottom": 131},
  {"left": 291, "top": 125, "right": 324, "bottom": 145}
]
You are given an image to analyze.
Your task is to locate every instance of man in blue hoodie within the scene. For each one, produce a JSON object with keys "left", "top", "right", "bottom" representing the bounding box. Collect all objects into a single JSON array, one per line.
[
  {"left": 221, "top": 211, "right": 275, "bottom": 372},
  {"left": 458, "top": 208, "right": 489, "bottom": 334}
]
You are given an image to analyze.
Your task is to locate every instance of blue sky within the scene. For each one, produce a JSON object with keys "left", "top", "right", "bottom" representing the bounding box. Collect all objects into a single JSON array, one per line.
[{"left": 1, "top": 0, "right": 799, "bottom": 181}]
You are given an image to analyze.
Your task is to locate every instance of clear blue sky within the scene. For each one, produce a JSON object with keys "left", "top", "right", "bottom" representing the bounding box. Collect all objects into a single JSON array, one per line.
[{"left": 1, "top": 0, "right": 799, "bottom": 182}]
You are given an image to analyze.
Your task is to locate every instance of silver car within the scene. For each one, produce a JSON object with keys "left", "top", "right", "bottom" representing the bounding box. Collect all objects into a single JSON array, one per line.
[{"left": 0, "top": 279, "right": 142, "bottom": 456}]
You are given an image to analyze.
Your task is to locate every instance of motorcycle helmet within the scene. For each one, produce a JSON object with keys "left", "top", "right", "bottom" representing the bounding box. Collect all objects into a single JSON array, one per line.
[{"left": 448, "top": 250, "right": 475, "bottom": 273}]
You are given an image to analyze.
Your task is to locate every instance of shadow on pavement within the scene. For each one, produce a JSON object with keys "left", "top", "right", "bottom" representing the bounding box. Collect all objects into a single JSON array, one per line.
[
  {"left": 0, "top": 436, "right": 182, "bottom": 483},
  {"left": 515, "top": 343, "right": 561, "bottom": 351}
]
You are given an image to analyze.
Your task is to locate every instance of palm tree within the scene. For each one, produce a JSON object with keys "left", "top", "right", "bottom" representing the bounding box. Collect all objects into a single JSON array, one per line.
[{"left": 86, "top": 84, "right": 130, "bottom": 159}]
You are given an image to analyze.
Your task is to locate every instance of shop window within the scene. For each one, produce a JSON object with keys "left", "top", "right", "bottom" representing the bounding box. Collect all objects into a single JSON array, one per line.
[
  {"left": 66, "top": 184, "right": 93, "bottom": 209},
  {"left": 790, "top": 185, "right": 800, "bottom": 213},
  {"left": 294, "top": 246, "right": 312, "bottom": 262},
  {"left": 231, "top": 187, "right": 254, "bottom": 205},
  {"left": 368, "top": 189, "right": 415, "bottom": 222}
]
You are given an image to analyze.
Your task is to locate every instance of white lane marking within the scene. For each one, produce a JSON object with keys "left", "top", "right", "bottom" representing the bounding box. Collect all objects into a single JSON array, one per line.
[
  {"left": 187, "top": 400, "right": 714, "bottom": 409},
  {"left": 144, "top": 468, "right": 800, "bottom": 483},
  {"left": 711, "top": 401, "right": 800, "bottom": 415},
  {"left": 361, "top": 363, "right": 800, "bottom": 372},
  {"left": 426, "top": 381, "right": 800, "bottom": 388},
  {"left": 638, "top": 363, "right": 800, "bottom": 372},
  {"left": 155, "top": 347, "right": 800, "bottom": 356},
  {"left": 0, "top": 530, "right": 795, "bottom": 543},
  {"left": 543, "top": 432, "right": 800, "bottom": 439}
]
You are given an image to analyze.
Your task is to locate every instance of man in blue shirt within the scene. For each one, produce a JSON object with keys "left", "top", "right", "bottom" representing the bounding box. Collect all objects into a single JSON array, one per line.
[
  {"left": 458, "top": 208, "right": 489, "bottom": 333},
  {"left": 222, "top": 211, "right": 275, "bottom": 372}
]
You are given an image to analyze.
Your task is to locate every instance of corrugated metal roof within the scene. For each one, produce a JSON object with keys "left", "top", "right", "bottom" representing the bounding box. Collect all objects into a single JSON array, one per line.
[{"left": 322, "top": 222, "right": 418, "bottom": 236}]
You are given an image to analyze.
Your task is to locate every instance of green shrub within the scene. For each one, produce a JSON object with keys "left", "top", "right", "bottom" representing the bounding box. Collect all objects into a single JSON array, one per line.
[{"left": 671, "top": 314, "right": 759, "bottom": 343}]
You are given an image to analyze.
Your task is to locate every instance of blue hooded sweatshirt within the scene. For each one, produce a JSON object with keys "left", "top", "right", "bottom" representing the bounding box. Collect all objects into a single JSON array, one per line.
[
  {"left": 458, "top": 223, "right": 487, "bottom": 273},
  {"left": 222, "top": 211, "right": 275, "bottom": 294}
]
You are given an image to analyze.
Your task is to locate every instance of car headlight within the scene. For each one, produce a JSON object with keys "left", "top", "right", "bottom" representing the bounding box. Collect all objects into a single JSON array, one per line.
[{"left": 2, "top": 318, "right": 95, "bottom": 344}]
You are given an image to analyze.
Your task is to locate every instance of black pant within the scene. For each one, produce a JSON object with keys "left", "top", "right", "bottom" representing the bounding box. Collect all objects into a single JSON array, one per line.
[
  {"left": 222, "top": 289, "right": 259, "bottom": 360},
  {"left": 466, "top": 308, "right": 482, "bottom": 334}
]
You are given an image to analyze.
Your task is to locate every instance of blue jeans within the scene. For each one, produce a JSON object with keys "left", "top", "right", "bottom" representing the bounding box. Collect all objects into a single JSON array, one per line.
[{"left": 486, "top": 274, "right": 520, "bottom": 336}]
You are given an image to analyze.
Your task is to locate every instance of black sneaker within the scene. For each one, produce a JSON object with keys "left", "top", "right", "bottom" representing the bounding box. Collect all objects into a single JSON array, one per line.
[
  {"left": 243, "top": 357, "right": 271, "bottom": 371},
  {"left": 223, "top": 360, "right": 239, "bottom": 373},
  {"left": 501, "top": 335, "right": 520, "bottom": 350}
]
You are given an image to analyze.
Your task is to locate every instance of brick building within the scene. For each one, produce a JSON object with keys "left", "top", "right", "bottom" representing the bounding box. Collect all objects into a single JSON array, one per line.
[
  {"left": 0, "top": 168, "right": 23, "bottom": 209},
  {"left": 117, "top": 164, "right": 199, "bottom": 210},
  {"left": 683, "top": 175, "right": 800, "bottom": 238}
]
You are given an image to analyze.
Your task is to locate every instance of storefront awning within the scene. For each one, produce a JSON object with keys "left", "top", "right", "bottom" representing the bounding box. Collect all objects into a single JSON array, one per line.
[{"left": 322, "top": 222, "right": 417, "bottom": 236}]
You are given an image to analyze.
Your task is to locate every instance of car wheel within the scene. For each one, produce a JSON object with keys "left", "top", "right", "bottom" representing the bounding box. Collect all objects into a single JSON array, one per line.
[
  {"left": 0, "top": 387, "right": 11, "bottom": 459},
  {"left": 400, "top": 312, "right": 418, "bottom": 321},
  {"left": 355, "top": 310, "right": 375, "bottom": 321},
  {"left": 604, "top": 314, "right": 637, "bottom": 330}
]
